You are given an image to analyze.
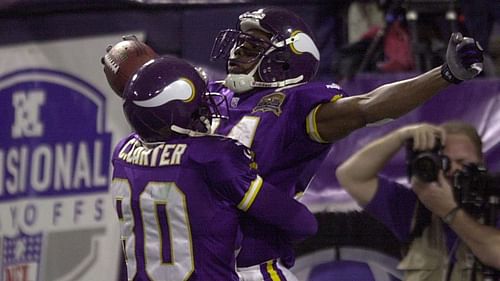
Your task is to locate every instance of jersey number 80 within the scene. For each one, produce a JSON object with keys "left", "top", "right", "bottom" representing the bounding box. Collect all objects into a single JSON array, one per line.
[{"left": 112, "top": 179, "right": 194, "bottom": 281}]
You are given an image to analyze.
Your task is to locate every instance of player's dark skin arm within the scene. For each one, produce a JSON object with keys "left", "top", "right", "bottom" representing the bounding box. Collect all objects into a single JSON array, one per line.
[{"left": 316, "top": 67, "right": 449, "bottom": 142}]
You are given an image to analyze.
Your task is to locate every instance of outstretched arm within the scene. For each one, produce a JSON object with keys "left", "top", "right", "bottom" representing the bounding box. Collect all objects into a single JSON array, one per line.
[
  {"left": 413, "top": 172, "right": 500, "bottom": 269},
  {"left": 315, "top": 33, "right": 483, "bottom": 142},
  {"left": 336, "top": 123, "right": 444, "bottom": 206},
  {"left": 317, "top": 67, "right": 447, "bottom": 142}
]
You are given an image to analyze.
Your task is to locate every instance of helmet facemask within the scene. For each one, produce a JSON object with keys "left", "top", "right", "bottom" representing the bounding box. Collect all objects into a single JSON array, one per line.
[
  {"left": 211, "top": 29, "right": 272, "bottom": 65},
  {"left": 190, "top": 91, "right": 228, "bottom": 134}
]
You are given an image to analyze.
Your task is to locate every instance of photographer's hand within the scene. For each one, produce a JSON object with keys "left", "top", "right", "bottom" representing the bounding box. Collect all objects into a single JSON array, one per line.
[
  {"left": 414, "top": 174, "right": 500, "bottom": 269},
  {"left": 398, "top": 123, "right": 445, "bottom": 151},
  {"left": 412, "top": 171, "right": 457, "bottom": 219}
]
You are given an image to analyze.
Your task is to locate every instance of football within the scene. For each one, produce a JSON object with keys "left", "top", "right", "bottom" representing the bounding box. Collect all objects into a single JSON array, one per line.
[{"left": 102, "top": 36, "right": 159, "bottom": 97}]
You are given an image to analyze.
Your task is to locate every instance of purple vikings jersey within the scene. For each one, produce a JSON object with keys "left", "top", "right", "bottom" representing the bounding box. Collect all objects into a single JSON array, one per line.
[
  {"left": 209, "top": 81, "right": 344, "bottom": 195},
  {"left": 208, "top": 81, "right": 344, "bottom": 267},
  {"left": 110, "top": 134, "right": 316, "bottom": 281}
]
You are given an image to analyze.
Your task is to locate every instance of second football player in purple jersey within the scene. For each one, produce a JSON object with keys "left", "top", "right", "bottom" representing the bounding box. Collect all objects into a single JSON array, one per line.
[
  {"left": 110, "top": 56, "right": 317, "bottom": 281},
  {"left": 209, "top": 6, "right": 485, "bottom": 280}
]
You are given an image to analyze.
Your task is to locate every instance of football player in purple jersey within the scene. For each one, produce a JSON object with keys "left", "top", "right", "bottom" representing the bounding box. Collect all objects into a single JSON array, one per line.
[
  {"left": 209, "top": 6, "right": 485, "bottom": 280},
  {"left": 110, "top": 56, "right": 318, "bottom": 281}
]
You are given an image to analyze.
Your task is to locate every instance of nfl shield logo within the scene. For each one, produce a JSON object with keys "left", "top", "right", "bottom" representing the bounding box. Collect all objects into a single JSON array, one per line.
[
  {"left": 230, "top": 97, "right": 240, "bottom": 108},
  {"left": 2, "top": 232, "right": 42, "bottom": 281}
]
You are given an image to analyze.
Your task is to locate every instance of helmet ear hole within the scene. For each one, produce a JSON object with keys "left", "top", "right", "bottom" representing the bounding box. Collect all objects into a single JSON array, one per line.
[
  {"left": 259, "top": 50, "right": 291, "bottom": 82},
  {"left": 272, "top": 50, "right": 290, "bottom": 63}
]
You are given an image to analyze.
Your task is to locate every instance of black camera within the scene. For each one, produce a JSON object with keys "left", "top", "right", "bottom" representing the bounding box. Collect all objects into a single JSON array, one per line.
[
  {"left": 406, "top": 139, "right": 450, "bottom": 182},
  {"left": 453, "top": 166, "right": 500, "bottom": 281},
  {"left": 453, "top": 164, "right": 500, "bottom": 217}
]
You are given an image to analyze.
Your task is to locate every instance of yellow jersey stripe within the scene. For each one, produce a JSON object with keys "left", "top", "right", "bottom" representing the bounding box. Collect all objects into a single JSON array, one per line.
[
  {"left": 306, "top": 105, "right": 327, "bottom": 143},
  {"left": 330, "top": 94, "right": 342, "bottom": 103},
  {"left": 266, "top": 260, "right": 282, "bottom": 281},
  {"left": 306, "top": 94, "right": 342, "bottom": 144},
  {"left": 237, "top": 176, "right": 263, "bottom": 211}
]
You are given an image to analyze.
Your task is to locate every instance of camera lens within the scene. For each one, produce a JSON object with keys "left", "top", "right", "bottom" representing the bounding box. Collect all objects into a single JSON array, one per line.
[{"left": 412, "top": 153, "right": 441, "bottom": 182}]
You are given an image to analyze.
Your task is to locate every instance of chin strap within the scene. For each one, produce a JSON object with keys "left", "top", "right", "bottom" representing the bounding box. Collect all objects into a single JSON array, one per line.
[
  {"left": 170, "top": 125, "right": 208, "bottom": 137},
  {"left": 170, "top": 116, "right": 217, "bottom": 138},
  {"left": 224, "top": 73, "right": 304, "bottom": 93},
  {"left": 171, "top": 125, "right": 227, "bottom": 139},
  {"left": 253, "top": 75, "right": 304, "bottom": 88}
]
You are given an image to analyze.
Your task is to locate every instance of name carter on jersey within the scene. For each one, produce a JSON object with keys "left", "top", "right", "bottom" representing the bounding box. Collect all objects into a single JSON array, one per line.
[{"left": 118, "top": 138, "right": 187, "bottom": 167}]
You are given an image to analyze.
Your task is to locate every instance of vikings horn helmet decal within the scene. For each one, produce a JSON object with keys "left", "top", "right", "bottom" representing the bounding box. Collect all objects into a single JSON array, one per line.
[{"left": 122, "top": 56, "right": 216, "bottom": 142}]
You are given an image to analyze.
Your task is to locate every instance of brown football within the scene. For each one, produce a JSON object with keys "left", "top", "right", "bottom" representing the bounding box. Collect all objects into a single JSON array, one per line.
[{"left": 102, "top": 37, "right": 159, "bottom": 97}]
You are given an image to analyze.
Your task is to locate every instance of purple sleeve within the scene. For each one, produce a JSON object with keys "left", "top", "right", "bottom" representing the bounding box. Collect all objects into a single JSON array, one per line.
[
  {"left": 246, "top": 181, "right": 318, "bottom": 242},
  {"left": 205, "top": 138, "right": 317, "bottom": 241},
  {"left": 205, "top": 139, "right": 258, "bottom": 201},
  {"left": 364, "top": 175, "right": 417, "bottom": 242}
]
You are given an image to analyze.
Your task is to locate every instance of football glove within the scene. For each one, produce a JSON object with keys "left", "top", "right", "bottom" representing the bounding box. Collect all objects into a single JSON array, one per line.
[{"left": 441, "top": 32, "right": 484, "bottom": 84}]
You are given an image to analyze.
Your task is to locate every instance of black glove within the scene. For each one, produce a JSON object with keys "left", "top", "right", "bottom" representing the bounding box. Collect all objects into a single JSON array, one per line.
[{"left": 441, "top": 32, "right": 484, "bottom": 84}]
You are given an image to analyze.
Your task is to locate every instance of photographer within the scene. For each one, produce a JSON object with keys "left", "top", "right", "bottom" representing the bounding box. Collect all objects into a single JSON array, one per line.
[{"left": 336, "top": 121, "right": 495, "bottom": 280}]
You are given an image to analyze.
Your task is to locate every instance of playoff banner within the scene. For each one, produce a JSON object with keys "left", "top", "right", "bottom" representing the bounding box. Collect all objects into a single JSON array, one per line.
[{"left": 0, "top": 32, "right": 142, "bottom": 281}]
